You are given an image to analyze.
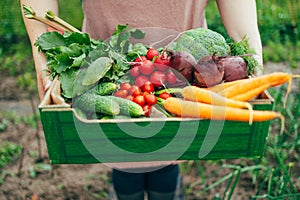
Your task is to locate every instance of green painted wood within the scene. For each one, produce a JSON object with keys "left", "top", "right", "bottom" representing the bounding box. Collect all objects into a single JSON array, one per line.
[{"left": 39, "top": 96, "right": 274, "bottom": 164}]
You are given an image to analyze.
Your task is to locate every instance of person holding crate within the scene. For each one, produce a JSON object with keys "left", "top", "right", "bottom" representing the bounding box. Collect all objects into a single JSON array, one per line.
[{"left": 21, "top": 0, "right": 263, "bottom": 199}]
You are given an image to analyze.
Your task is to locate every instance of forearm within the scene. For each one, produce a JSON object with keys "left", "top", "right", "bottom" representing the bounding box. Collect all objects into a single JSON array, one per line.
[
  {"left": 20, "top": 0, "right": 58, "bottom": 100},
  {"left": 216, "top": 0, "right": 263, "bottom": 74}
]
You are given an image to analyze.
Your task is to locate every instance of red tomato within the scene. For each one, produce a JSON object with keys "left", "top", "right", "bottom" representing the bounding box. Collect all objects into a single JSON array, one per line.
[
  {"left": 139, "top": 60, "right": 154, "bottom": 75},
  {"left": 130, "top": 66, "right": 140, "bottom": 77},
  {"left": 150, "top": 71, "right": 167, "bottom": 87},
  {"left": 146, "top": 48, "right": 159, "bottom": 60},
  {"left": 142, "top": 91, "right": 150, "bottom": 97},
  {"left": 135, "top": 75, "right": 149, "bottom": 87},
  {"left": 134, "top": 55, "right": 147, "bottom": 63},
  {"left": 154, "top": 56, "right": 170, "bottom": 72},
  {"left": 144, "top": 93, "right": 157, "bottom": 105},
  {"left": 133, "top": 95, "right": 145, "bottom": 106},
  {"left": 140, "top": 81, "right": 155, "bottom": 93},
  {"left": 142, "top": 104, "right": 151, "bottom": 117},
  {"left": 120, "top": 82, "right": 132, "bottom": 91},
  {"left": 129, "top": 85, "right": 142, "bottom": 97},
  {"left": 167, "top": 71, "right": 178, "bottom": 85},
  {"left": 159, "top": 92, "right": 172, "bottom": 100},
  {"left": 114, "top": 89, "right": 128, "bottom": 98},
  {"left": 125, "top": 95, "right": 134, "bottom": 101}
]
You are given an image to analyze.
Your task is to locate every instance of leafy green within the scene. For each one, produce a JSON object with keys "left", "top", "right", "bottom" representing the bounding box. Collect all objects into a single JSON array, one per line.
[
  {"left": 34, "top": 24, "right": 148, "bottom": 99},
  {"left": 82, "top": 57, "right": 113, "bottom": 86}
]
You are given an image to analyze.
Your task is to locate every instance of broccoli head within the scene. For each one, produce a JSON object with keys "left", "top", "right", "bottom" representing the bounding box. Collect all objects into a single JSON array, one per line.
[{"left": 170, "top": 28, "right": 230, "bottom": 61}]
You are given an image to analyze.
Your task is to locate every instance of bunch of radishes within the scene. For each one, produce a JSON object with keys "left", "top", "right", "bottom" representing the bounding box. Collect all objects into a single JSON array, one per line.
[{"left": 129, "top": 48, "right": 185, "bottom": 89}]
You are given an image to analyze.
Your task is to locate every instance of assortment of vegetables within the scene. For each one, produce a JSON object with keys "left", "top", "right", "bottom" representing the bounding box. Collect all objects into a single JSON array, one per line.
[{"left": 24, "top": 5, "right": 296, "bottom": 126}]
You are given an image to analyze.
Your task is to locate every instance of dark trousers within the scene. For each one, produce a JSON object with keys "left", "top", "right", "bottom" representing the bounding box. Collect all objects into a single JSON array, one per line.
[{"left": 112, "top": 164, "right": 179, "bottom": 200}]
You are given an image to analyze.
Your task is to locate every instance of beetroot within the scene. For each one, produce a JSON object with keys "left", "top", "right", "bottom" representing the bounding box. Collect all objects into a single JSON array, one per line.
[
  {"left": 168, "top": 51, "right": 197, "bottom": 83},
  {"left": 218, "top": 56, "right": 248, "bottom": 82},
  {"left": 193, "top": 54, "right": 224, "bottom": 87}
]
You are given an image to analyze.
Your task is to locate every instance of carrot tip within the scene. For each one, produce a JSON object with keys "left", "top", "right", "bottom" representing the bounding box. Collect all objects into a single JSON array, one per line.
[
  {"left": 291, "top": 74, "right": 300, "bottom": 78},
  {"left": 246, "top": 102, "right": 253, "bottom": 125}
]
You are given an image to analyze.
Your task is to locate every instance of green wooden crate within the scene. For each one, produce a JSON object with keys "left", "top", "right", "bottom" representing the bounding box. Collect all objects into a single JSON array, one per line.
[{"left": 39, "top": 92, "right": 274, "bottom": 164}]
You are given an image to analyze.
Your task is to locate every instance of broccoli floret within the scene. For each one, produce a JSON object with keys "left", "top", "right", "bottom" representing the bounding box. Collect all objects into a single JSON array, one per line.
[{"left": 170, "top": 28, "right": 230, "bottom": 60}]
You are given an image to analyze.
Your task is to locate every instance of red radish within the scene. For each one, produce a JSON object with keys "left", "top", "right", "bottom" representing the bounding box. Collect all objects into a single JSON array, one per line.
[
  {"left": 154, "top": 56, "right": 170, "bottom": 72},
  {"left": 146, "top": 48, "right": 159, "bottom": 60},
  {"left": 167, "top": 70, "right": 178, "bottom": 85},
  {"left": 134, "top": 55, "right": 147, "bottom": 63},
  {"left": 130, "top": 66, "right": 140, "bottom": 77},
  {"left": 150, "top": 71, "right": 167, "bottom": 87},
  {"left": 135, "top": 75, "right": 149, "bottom": 87},
  {"left": 139, "top": 60, "right": 155, "bottom": 75}
]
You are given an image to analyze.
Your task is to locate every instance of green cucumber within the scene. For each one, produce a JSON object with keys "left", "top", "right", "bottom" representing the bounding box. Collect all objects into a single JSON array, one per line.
[
  {"left": 101, "top": 115, "right": 131, "bottom": 120},
  {"left": 73, "top": 93, "right": 120, "bottom": 116},
  {"left": 108, "top": 96, "right": 144, "bottom": 117},
  {"left": 96, "top": 82, "right": 117, "bottom": 96}
]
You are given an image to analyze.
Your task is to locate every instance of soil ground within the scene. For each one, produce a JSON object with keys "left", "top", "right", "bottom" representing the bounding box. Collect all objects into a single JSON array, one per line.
[{"left": 0, "top": 62, "right": 299, "bottom": 200}]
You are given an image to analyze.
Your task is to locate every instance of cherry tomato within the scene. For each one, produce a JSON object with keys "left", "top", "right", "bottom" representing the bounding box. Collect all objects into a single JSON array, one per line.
[
  {"left": 159, "top": 92, "right": 172, "bottom": 100},
  {"left": 120, "top": 82, "right": 132, "bottom": 91},
  {"left": 135, "top": 75, "right": 149, "bottom": 87},
  {"left": 140, "top": 81, "right": 155, "bottom": 93},
  {"left": 150, "top": 71, "right": 167, "bottom": 87},
  {"left": 166, "top": 71, "right": 178, "bottom": 85},
  {"left": 114, "top": 89, "right": 128, "bottom": 98},
  {"left": 129, "top": 85, "right": 142, "bottom": 97},
  {"left": 144, "top": 93, "right": 157, "bottom": 105},
  {"left": 142, "top": 104, "right": 151, "bottom": 117},
  {"left": 139, "top": 60, "right": 154, "bottom": 75},
  {"left": 154, "top": 56, "right": 170, "bottom": 72},
  {"left": 134, "top": 55, "right": 147, "bottom": 63},
  {"left": 130, "top": 66, "right": 140, "bottom": 77},
  {"left": 142, "top": 91, "right": 150, "bottom": 97},
  {"left": 146, "top": 48, "right": 159, "bottom": 60},
  {"left": 125, "top": 95, "right": 134, "bottom": 101},
  {"left": 133, "top": 95, "right": 145, "bottom": 106}
]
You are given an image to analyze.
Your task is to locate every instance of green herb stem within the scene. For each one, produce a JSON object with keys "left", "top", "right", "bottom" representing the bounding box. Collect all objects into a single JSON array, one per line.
[
  {"left": 22, "top": 4, "right": 67, "bottom": 33},
  {"left": 45, "top": 11, "right": 81, "bottom": 33}
]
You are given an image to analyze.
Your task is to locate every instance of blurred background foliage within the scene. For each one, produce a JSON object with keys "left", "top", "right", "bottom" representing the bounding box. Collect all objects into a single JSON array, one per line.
[{"left": 0, "top": 0, "right": 299, "bottom": 87}]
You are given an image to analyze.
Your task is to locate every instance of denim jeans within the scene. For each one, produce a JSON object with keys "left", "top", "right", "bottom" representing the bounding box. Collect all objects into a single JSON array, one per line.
[{"left": 112, "top": 164, "right": 179, "bottom": 200}]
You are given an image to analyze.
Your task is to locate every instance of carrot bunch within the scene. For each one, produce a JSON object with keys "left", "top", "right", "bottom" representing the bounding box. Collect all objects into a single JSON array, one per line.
[
  {"left": 209, "top": 72, "right": 300, "bottom": 105},
  {"left": 163, "top": 72, "right": 300, "bottom": 134}
]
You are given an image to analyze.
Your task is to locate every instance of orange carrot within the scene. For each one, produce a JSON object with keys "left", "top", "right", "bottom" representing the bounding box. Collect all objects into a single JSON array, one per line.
[
  {"left": 164, "top": 97, "right": 284, "bottom": 133},
  {"left": 207, "top": 79, "right": 246, "bottom": 93},
  {"left": 182, "top": 86, "right": 254, "bottom": 123},
  {"left": 231, "top": 83, "right": 271, "bottom": 102},
  {"left": 219, "top": 72, "right": 292, "bottom": 98}
]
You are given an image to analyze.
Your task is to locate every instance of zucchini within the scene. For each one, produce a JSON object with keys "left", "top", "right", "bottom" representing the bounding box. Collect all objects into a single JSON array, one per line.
[
  {"left": 108, "top": 96, "right": 144, "bottom": 117},
  {"left": 96, "top": 82, "right": 117, "bottom": 96},
  {"left": 73, "top": 93, "right": 120, "bottom": 116}
]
